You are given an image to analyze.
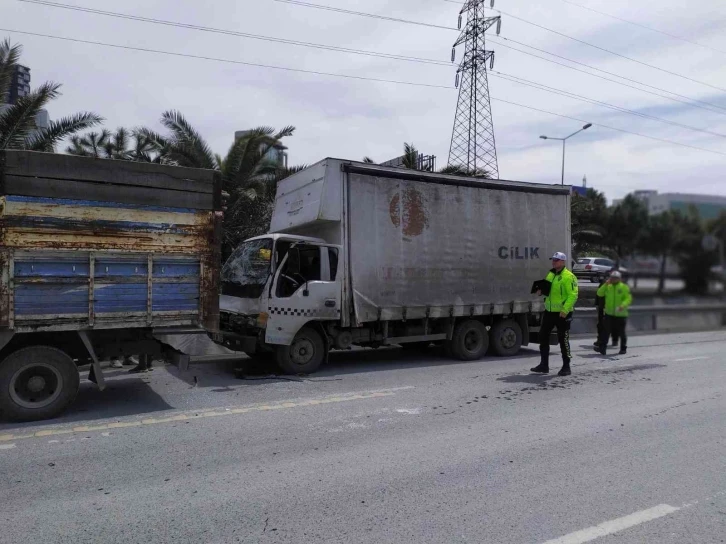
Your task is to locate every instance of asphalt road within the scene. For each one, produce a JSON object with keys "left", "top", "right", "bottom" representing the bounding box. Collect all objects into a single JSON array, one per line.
[{"left": 1, "top": 331, "right": 725, "bottom": 544}]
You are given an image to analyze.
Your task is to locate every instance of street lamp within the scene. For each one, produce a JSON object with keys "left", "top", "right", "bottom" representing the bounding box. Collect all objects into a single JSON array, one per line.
[{"left": 539, "top": 123, "right": 592, "bottom": 185}]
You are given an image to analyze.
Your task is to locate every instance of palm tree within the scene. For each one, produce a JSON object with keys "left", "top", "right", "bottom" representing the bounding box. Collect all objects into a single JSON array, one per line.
[
  {"left": 139, "top": 110, "right": 298, "bottom": 255},
  {"left": 67, "top": 127, "right": 162, "bottom": 162},
  {"left": 439, "top": 164, "right": 492, "bottom": 178},
  {"left": 0, "top": 39, "right": 102, "bottom": 151},
  {"left": 66, "top": 129, "right": 112, "bottom": 158}
]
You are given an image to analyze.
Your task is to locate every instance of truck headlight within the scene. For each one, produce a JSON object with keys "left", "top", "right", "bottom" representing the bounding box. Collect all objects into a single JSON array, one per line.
[{"left": 256, "top": 312, "right": 269, "bottom": 328}]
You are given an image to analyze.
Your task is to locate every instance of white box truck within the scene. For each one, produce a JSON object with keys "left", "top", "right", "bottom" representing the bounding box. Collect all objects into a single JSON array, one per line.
[{"left": 215, "top": 159, "right": 571, "bottom": 374}]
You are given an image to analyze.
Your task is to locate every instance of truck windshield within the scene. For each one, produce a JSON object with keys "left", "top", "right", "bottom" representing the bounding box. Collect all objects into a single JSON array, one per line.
[{"left": 221, "top": 238, "right": 273, "bottom": 298}]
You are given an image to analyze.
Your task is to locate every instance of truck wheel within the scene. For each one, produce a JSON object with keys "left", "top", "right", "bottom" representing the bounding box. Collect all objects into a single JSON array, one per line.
[
  {"left": 449, "top": 320, "right": 489, "bottom": 361},
  {"left": 0, "top": 346, "right": 80, "bottom": 422},
  {"left": 275, "top": 327, "right": 325, "bottom": 375},
  {"left": 490, "top": 319, "right": 523, "bottom": 357}
]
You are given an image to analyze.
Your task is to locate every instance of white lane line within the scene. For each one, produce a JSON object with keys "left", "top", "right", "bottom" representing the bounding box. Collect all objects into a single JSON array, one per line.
[
  {"left": 0, "top": 443, "right": 16, "bottom": 450},
  {"left": 674, "top": 356, "right": 710, "bottom": 362},
  {"left": 540, "top": 504, "right": 680, "bottom": 544}
]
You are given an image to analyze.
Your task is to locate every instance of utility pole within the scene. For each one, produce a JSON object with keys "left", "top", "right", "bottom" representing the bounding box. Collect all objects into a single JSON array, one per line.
[{"left": 448, "top": 0, "right": 501, "bottom": 178}]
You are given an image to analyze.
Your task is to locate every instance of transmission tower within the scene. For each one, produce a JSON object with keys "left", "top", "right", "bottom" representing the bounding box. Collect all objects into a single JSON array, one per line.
[{"left": 448, "top": 0, "right": 502, "bottom": 178}]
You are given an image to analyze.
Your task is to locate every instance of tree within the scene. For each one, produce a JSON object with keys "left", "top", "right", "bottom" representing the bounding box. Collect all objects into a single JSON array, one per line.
[
  {"left": 641, "top": 211, "right": 677, "bottom": 294},
  {"left": 570, "top": 188, "right": 608, "bottom": 259},
  {"left": 671, "top": 208, "right": 716, "bottom": 295},
  {"left": 363, "top": 142, "right": 492, "bottom": 178},
  {"left": 140, "top": 110, "right": 298, "bottom": 255},
  {"left": 66, "top": 129, "right": 112, "bottom": 158},
  {"left": 67, "top": 127, "right": 162, "bottom": 162},
  {"left": 604, "top": 195, "right": 649, "bottom": 266},
  {"left": 439, "top": 164, "right": 492, "bottom": 178},
  {"left": 0, "top": 39, "right": 102, "bottom": 151}
]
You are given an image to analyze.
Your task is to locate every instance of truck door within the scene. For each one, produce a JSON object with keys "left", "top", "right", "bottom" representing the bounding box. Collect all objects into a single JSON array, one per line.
[{"left": 265, "top": 244, "right": 341, "bottom": 345}]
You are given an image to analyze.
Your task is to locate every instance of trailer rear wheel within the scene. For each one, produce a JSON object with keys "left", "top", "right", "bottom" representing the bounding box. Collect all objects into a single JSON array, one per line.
[
  {"left": 0, "top": 346, "right": 80, "bottom": 422},
  {"left": 490, "top": 319, "right": 523, "bottom": 357},
  {"left": 449, "top": 320, "right": 489, "bottom": 361},
  {"left": 275, "top": 327, "right": 325, "bottom": 375}
]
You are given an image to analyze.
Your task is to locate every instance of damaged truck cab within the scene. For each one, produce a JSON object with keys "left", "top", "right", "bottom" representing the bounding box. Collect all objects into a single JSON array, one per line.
[{"left": 214, "top": 158, "right": 572, "bottom": 374}]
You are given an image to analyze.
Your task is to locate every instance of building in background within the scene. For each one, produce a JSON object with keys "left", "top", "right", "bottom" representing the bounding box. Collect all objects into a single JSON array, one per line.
[
  {"left": 648, "top": 192, "right": 726, "bottom": 220},
  {"left": 234, "top": 130, "right": 288, "bottom": 168},
  {"left": 7, "top": 65, "right": 31, "bottom": 104},
  {"left": 1, "top": 64, "right": 50, "bottom": 135},
  {"left": 614, "top": 190, "right": 726, "bottom": 220}
]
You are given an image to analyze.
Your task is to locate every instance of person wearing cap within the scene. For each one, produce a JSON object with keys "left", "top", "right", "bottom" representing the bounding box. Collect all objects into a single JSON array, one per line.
[
  {"left": 531, "top": 252, "right": 579, "bottom": 376},
  {"left": 595, "top": 270, "right": 632, "bottom": 355}
]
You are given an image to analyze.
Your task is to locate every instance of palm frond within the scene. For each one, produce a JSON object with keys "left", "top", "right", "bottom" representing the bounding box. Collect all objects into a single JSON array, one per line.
[
  {"left": 402, "top": 142, "right": 419, "bottom": 169},
  {"left": 25, "top": 111, "right": 103, "bottom": 152},
  {"left": 159, "top": 110, "right": 216, "bottom": 169},
  {"left": 363, "top": 156, "right": 376, "bottom": 164},
  {"left": 0, "top": 81, "right": 62, "bottom": 149},
  {"left": 0, "top": 39, "right": 22, "bottom": 103},
  {"left": 111, "top": 127, "right": 130, "bottom": 159}
]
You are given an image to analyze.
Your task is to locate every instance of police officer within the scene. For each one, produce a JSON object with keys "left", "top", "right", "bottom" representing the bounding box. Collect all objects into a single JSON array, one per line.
[
  {"left": 595, "top": 270, "right": 632, "bottom": 355},
  {"left": 531, "top": 252, "right": 579, "bottom": 376}
]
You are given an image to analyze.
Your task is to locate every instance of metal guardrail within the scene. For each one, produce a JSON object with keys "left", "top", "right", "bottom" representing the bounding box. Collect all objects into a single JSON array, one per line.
[{"left": 575, "top": 302, "right": 726, "bottom": 315}]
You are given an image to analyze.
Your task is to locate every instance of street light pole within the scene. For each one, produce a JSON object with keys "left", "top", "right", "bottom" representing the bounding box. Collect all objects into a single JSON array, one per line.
[{"left": 540, "top": 123, "right": 592, "bottom": 185}]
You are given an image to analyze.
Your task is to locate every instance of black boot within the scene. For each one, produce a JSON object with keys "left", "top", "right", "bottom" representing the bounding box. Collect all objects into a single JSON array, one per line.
[
  {"left": 558, "top": 364, "right": 571, "bottom": 376},
  {"left": 618, "top": 348, "right": 627, "bottom": 355},
  {"left": 594, "top": 344, "right": 607, "bottom": 355},
  {"left": 531, "top": 363, "right": 549, "bottom": 374}
]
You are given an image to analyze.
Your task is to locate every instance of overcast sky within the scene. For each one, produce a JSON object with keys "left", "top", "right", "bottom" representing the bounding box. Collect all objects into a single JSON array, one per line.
[{"left": 4, "top": 0, "right": 726, "bottom": 201}]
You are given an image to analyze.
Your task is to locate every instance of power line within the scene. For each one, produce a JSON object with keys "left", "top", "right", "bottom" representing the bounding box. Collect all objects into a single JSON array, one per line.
[
  {"left": 14, "top": 2, "right": 725, "bottom": 136},
  {"left": 445, "top": 0, "right": 726, "bottom": 93},
  {"left": 490, "top": 35, "right": 726, "bottom": 116},
  {"left": 489, "top": 97, "right": 726, "bottom": 158},
  {"left": 490, "top": 71, "right": 726, "bottom": 139},
  {"left": 271, "top": 0, "right": 456, "bottom": 30},
  {"left": 490, "top": 6, "right": 726, "bottom": 94},
  {"left": 9, "top": 2, "right": 721, "bottom": 139},
  {"left": 5, "top": 27, "right": 725, "bottom": 160},
  {"left": 559, "top": 0, "right": 726, "bottom": 56},
  {"left": 25, "top": 0, "right": 726, "bottom": 116},
  {"left": 275, "top": 0, "right": 726, "bottom": 112},
  {"left": 18, "top": 0, "right": 453, "bottom": 67},
  {"left": 0, "top": 28, "right": 452, "bottom": 89}
]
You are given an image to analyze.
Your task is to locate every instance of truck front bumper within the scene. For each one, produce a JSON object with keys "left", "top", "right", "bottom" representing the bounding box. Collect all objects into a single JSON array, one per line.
[{"left": 212, "top": 331, "right": 259, "bottom": 354}]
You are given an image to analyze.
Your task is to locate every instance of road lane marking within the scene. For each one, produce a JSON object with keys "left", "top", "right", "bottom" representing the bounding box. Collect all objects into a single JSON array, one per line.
[
  {"left": 0, "top": 443, "right": 16, "bottom": 450},
  {"left": 540, "top": 504, "right": 680, "bottom": 544},
  {"left": 674, "top": 356, "right": 710, "bottom": 362},
  {"left": 0, "top": 386, "right": 414, "bottom": 443}
]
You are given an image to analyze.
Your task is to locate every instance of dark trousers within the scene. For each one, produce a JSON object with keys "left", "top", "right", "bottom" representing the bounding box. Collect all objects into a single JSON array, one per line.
[
  {"left": 596, "top": 309, "right": 620, "bottom": 345},
  {"left": 599, "top": 316, "right": 627, "bottom": 350},
  {"left": 539, "top": 311, "right": 572, "bottom": 367}
]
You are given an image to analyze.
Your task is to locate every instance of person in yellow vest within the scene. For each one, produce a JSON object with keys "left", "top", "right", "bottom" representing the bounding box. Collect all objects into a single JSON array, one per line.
[
  {"left": 531, "top": 252, "right": 579, "bottom": 376},
  {"left": 595, "top": 270, "right": 632, "bottom": 355}
]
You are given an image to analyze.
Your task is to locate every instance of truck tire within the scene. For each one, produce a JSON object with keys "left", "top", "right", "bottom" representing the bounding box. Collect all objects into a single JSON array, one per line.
[
  {"left": 449, "top": 320, "right": 489, "bottom": 361},
  {"left": 0, "top": 346, "right": 80, "bottom": 422},
  {"left": 275, "top": 327, "right": 326, "bottom": 375},
  {"left": 490, "top": 319, "right": 523, "bottom": 357}
]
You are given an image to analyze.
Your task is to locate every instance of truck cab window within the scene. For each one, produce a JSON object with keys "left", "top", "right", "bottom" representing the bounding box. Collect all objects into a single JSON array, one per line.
[
  {"left": 276, "top": 245, "right": 322, "bottom": 298},
  {"left": 328, "top": 248, "right": 339, "bottom": 281}
]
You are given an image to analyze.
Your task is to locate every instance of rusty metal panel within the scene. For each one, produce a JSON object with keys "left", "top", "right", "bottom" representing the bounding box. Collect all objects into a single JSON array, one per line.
[{"left": 0, "top": 155, "right": 221, "bottom": 333}]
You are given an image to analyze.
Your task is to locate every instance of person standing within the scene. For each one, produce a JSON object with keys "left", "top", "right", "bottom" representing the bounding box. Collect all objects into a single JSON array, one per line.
[
  {"left": 531, "top": 252, "right": 579, "bottom": 376},
  {"left": 595, "top": 270, "right": 632, "bottom": 355},
  {"left": 593, "top": 272, "right": 619, "bottom": 349}
]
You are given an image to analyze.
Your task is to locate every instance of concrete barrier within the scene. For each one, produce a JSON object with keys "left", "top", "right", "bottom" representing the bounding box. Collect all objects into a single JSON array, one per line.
[{"left": 571, "top": 303, "right": 726, "bottom": 335}]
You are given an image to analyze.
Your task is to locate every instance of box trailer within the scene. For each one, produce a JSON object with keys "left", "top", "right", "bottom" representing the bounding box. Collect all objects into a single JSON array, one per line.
[
  {"left": 216, "top": 159, "right": 571, "bottom": 373},
  {"left": 0, "top": 151, "right": 221, "bottom": 421}
]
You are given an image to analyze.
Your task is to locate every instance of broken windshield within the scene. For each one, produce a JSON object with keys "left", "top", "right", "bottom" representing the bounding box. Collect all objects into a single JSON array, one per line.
[{"left": 221, "top": 238, "right": 273, "bottom": 298}]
